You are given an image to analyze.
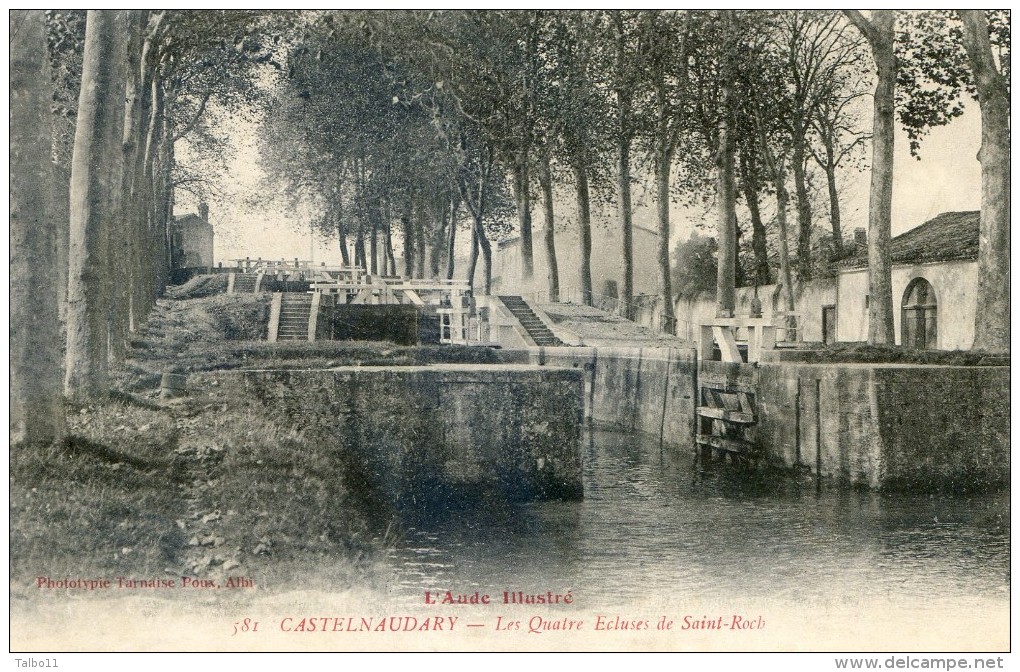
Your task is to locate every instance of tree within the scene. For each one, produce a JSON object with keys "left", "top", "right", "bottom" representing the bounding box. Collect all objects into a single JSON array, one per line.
[
  {"left": 11, "top": 9, "right": 67, "bottom": 444},
  {"left": 744, "top": 40, "right": 798, "bottom": 336},
  {"left": 844, "top": 10, "right": 896, "bottom": 345},
  {"left": 44, "top": 10, "right": 87, "bottom": 324},
  {"left": 596, "top": 10, "right": 644, "bottom": 318},
  {"left": 959, "top": 11, "right": 1009, "bottom": 352},
  {"left": 737, "top": 142, "right": 772, "bottom": 285},
  {"left": 64, "top": 10, "right": 127, "bottom": 400},
  {"left": 671, "top": 234, "right": 718, "bottom": 300},
  {"left": 808, "top": 77, "right": 871, "bottom": 258},
  {"left": 893, "top": 10, "right": 1009, "bottom": 350},
  {"left": 636, "top": 10, "right": 693, "bottom": 331},
  {"left": 713, "top": 11, "right": 740, "bottom": 317},
  {"left": 542, "top": 11, "right": 613, "bottom": 306},
  {"left": 535, "top": 153, "right": 561, "bottom": 301},
  {"left": 770, "top": 11, "right": 868, "bottom": 278}
]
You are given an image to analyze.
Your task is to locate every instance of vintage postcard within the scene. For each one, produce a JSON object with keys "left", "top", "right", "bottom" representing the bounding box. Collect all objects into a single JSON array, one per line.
[{"left": 9, "top": 8, "right": 1010, "bottom": 659}]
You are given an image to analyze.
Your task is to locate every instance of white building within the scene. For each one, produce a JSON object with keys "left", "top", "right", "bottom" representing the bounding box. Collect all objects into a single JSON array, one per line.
[{"left": 836, "top": 210, "right": 980, "bottom": 350}]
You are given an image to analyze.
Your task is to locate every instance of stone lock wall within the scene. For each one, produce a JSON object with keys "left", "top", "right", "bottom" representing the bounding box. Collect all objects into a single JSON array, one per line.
[
  {"left": 753, "top": 362, "right": 1009, "bottom": 490},
  {"left": 239, "top": 365, "right": 585, "bottom": 507},
  {"left": 501, "top": 346, "right": 699, "bottom": 448}
]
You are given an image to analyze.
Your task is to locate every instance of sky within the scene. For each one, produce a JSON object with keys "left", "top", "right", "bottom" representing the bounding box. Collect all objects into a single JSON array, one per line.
[{"left": 177, "top": 102, "right": 984, "bottom": 268}]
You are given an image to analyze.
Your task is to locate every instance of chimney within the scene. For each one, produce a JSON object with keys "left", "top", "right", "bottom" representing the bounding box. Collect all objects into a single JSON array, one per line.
[
  {"left": 198, "top": 201, "right": 209, "bottom": 222},
  {"left": 854, "top": 227, "right": 866, "bottom": 247}
]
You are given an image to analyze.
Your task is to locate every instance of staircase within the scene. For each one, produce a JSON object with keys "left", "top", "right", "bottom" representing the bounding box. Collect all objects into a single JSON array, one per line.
[
  {"left": 498, "top": 295, "right": 564, "bottom": 346},
  {"left": 233, "top": 273, "right": 258, "bottom": 293},
  {"left": 276, "top": 293, "right": 313, "bottom": 341}
]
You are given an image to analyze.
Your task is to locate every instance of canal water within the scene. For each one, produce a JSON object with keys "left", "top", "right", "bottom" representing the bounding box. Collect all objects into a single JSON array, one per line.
[{"left": 383, "top": 430, "right": 1009, "bottom": 614}]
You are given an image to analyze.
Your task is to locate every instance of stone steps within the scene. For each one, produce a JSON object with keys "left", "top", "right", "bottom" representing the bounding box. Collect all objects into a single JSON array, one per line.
[
  {"left": 233, "top": 274, "right": 257, "bottom": 293},
  {"left": 276, "top": 294, "right": 312, "bottom": 341},
  {"left": 498, "top": 295, "right": 564, "bottom": 347}
]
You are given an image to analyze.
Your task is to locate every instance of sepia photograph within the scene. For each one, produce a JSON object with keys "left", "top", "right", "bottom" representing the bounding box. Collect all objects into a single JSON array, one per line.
[{"left": 9, "top": 8, "right": 1010, "bottom": 660}]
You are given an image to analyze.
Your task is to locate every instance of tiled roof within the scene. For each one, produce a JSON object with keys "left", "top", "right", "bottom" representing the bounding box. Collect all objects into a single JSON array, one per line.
[
  {"left": 173, "top": 213, "right": 211, "bottom": 228},
  {"left": 840, "top": 211, "right": 980, "bottom": 269}
]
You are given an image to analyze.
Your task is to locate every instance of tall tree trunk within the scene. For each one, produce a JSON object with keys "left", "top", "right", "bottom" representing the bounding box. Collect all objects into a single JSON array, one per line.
[
  {"left": 369, "top": 205, "right": 379, "bottom": 275},
  {"left": 134, "top": 11, "right": 160, "bottom": 322},
  {"left": 429, "top": 201, "right": 446, "bottom": 279},
  {"left": 466, "top": 226, "right": 480, "bottom": 293},
  {"left": 612, "top": 14, "right": 636, "bottom": 319},
  {"left": 716, "top": 90, "right": 737, "bottom": 317},
  {"left": 538, "top": 156, "right": 559, "bottom": 302},
  {"left": 792, "top": 137, "right": 813, "bottom": 280},
  {"left": 757, "top": 135, "right": 797, "bottom": 339},
  {"left": 98, "top": 11, "right": 131, "bottom": 364},
  {"left": 469, "top": 213, "right": 492, "bottom": 295},
  {"left": 11, "top": 9, "right": 67, "bottom": 444},
  {"left": 151, "top": 94, "right": 173, "bottom": 296},
  {"left": 734, "top": 215, "right": 744, "bottom": 289},
  {"left": 354, "top": 221, "right": 366, "bottom": 269},
  {"left": 54, "top": 163, "right": 71, "bottom": 324},
  {"left": 142, "top": 70, "right": 163, "bottom": 307},
  {"left": 845, "top": 10, "right": 896, "bottom": 345},
  {"left": 773, "top": 168, "right": 798, "bottom": 340},
  {"left": 65, "top": 10, "right": 123, "bottom": 400},
  {"left": 740, "top": 148, "right": 770, "bottom": 285},
  {"left": 653, "top": 145, "right": 676, "bottom": 332},
  {"left": 961, "top": 10, "right": 1010, "bottom": 352},
  {"left": 401, "top": 203, "right": 414, "bottom": 278},
  {"left": 457, "top": 152, "right": 494, "bottom": 295},
  {"left": 573, "top": 161, "right": 593, "bottom": 306},
  {"left": 383, "top": 198, "right": 396, "bottom": 275},
  {"left": 618, "top": 132, "right": 635, "bottom": 319},
  {"left": 120, "top": 11, "right": 144, "bottom": 335},
  {"left": 513, "top": 157, "right": 534, "bottom": 281},
  {"left": 445, "top": 192, "right": 459, "bottom": 280},
  {"left": 161, "top": 104, "right": 175, "bottom": 295},
  {"left": 823, "top": 140, "right": 843, "bottom": 257},
  {"left": 335, "top": 195, "right": 351, "bottom": 266},
  {"left": 414, "top": 202, "right": 426, "bottom": 279}
]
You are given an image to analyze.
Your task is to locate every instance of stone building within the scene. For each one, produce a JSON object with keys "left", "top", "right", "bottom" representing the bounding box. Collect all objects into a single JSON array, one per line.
[
  {"left": 172, "top": 202, "right": 215, "bottom": 273},
  {"left": 836, "top": 210, "right": 980, "bottom": 350},
  {"left": 673, "top": 211, "right": 983, "bottom": 351},
  {"left": 463, "top": 175, "right": 666, "bottom": 313},
  {"left": 488, "top": 222, "right": 661, "bottom": 305}
]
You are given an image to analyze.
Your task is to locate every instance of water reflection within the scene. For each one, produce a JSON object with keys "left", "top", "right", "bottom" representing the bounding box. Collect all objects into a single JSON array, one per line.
[{"left": 386, "top": 431, "right": 1009, "bottom": 610}]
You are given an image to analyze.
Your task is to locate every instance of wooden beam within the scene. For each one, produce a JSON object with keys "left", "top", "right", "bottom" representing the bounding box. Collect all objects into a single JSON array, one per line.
[
  {"left": 696, "top": 407, "right": 755, "bottom": 423},
  {"left": 695, "top": 434, "right": 756, "bottom": 453},
  {"left": 712, "top": 326, "right": 743, "bottom": 362},
  {"left": 351, "top": 288, "right": 374, "bottom": 305},
  {"left": 400, "top": 289, "right": 425, "bottom": 306}
]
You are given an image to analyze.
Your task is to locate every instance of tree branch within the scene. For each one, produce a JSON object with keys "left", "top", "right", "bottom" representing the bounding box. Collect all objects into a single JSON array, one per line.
[
  {"left": 171, "top": 90, "right": 212, "bottom": 143},
  {"left": 842, "top": 10, "right": 878, "bottom": 46}
]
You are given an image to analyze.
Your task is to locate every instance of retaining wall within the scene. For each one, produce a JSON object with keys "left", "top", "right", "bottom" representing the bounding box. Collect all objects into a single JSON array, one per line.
[
  {"left": 743, "top": 361, "right": 1010, "bottom": 490},
  {"left": 501, "top": 346, "right": 699, "bottom": 448},
  {"left": 238, "top": 365, "right": 584, "bottom": 505}
]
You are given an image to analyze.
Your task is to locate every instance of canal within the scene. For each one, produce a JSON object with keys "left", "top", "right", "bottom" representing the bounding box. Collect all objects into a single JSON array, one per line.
[{"left": 384, "top": 430, "right": 1009, "bottom": 617}]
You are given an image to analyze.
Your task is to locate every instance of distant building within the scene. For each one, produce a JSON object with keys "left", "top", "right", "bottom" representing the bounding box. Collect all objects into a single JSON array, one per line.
[
  {"left": 460, "top": 180, "right": 664, "bottom": 313},
  {"left": 488, "top": 223, "right": 660, "bottom": 303},
  {"left": 837, "top": 210, "right": 981, "bottom": 350},
  {"left": 172, "top": 202, "right": 215, "bottom": 273},
  {"left": 673, "top": 211, "right": 982, "bottom": 350}
]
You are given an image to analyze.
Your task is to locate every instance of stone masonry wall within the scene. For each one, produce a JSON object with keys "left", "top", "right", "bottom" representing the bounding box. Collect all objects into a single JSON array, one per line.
[
  {"left": 753, "top": 362, "right": 1009, "bottom": 490},
  {"left": 500, "top": 346, "right": 699, "bottom": 448},
  {"left": 238, "top": 365, "right": 584, "bottom": 507}
]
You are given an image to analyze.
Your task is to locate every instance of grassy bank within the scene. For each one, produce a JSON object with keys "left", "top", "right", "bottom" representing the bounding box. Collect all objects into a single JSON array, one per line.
[{"left": 12, "top": 283, "right": 501, "bottom": 597}]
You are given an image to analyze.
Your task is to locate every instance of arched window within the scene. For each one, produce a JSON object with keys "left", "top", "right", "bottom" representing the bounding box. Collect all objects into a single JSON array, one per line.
[{"left": 901, "top": 278, "right": 937, "bottom": 350}]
